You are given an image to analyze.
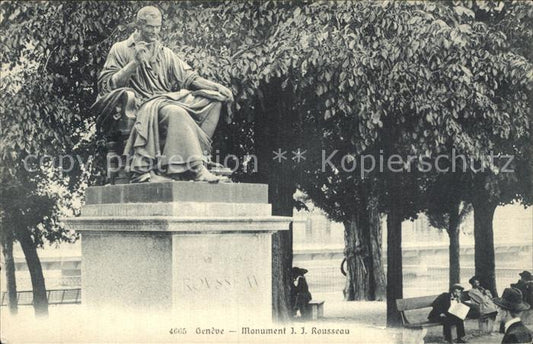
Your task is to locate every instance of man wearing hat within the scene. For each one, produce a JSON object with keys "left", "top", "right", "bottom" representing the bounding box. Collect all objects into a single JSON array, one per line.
[
  {"left": 428, "top": 283, "right": 469, "bottom": 343},
  {"left": 291, "top": 267, "right": 312, "bottom": 319},
  {"left": 511, "top": 271, "right": 533, "bottom": 305},
  {"left": 519, "top": 271, "right": 532, "bottom": 280},
  {"left": 467, "top": 276, "right": 498, "bottom": 333},
  {"left": 493, "top": 287, "right": 532, "bottom": 343}
]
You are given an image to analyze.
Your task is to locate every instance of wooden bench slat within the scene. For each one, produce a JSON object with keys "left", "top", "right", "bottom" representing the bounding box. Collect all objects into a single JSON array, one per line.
[
  {"left": 396, "top": 295, "right": 439, "bottom": 312},
  {"left": 396, "top": 295, "right": 440, "bottom": 328},
  {"left": 404, "top": 321, "right": 441, "bottom": 329}
]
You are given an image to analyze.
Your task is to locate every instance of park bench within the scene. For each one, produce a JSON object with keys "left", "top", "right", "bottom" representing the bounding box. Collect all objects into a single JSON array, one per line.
[
  {"left": 396, "top": 294, "right": 495, "bottom": 335},
  {"left": 309, "top": 299, "right": 325, "bottom": 320},
  {"left": 396, "top": 295, "right": 443, "bottom": 330}
]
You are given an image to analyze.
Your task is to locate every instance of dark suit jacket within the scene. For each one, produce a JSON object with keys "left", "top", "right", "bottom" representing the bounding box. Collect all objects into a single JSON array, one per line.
[
  {"left": 428, "top": 293, "right": 451, "bottom": 321},
  {"left": 428, "top": 292, "right": 467, "bottom": 322},
  {"left": 294, "top": 276, "right": 312, "bottom": 306},
  {"left": 502, "top": 321, "right": 533, "bottom": 344}
]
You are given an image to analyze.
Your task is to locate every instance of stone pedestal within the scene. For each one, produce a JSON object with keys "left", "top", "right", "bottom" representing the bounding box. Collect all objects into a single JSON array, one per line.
[{"left": 64, "top": 182, "right": 290, "bottom": 323}]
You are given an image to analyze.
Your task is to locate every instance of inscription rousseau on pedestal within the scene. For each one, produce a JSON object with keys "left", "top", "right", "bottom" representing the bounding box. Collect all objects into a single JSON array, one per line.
[{"left": 182, "top": 275, "right": 260, "bottom": 293}]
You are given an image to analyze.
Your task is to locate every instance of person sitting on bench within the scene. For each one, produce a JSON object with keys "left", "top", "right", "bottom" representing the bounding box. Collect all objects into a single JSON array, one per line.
[
  {"left": 467, "top": 276, "right": 498, "bottom": 333},
  {"left": 428, "top": 283, "right": 468, "bottom": 343},
  {"left": 291, "top": 267, "right": 312, "bottom": 319}
]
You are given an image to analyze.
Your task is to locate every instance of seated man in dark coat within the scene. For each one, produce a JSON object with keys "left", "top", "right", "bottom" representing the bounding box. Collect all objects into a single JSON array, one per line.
[
  {"left": 428, "top": 283, "right": 468, "bottom": 343},
  {"left": 291, "top": 267, "right": 312, "bottom": 319},
  {"left": 493, "top": 287, "right": 532, "bottom": 344}
]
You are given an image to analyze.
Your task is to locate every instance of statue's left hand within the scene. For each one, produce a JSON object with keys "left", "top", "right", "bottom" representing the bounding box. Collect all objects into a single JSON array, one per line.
[
  {"left": 217, "top": 85, "right": 234, "bottom": 103},
  {"left": 191, "top": 89, "right": 228, "bottom": 102}
]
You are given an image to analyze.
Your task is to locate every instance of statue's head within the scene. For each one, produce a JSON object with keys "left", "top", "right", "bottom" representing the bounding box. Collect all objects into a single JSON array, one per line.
[{"left": 136, "top": 6, "right": 162, "bottom": 43}]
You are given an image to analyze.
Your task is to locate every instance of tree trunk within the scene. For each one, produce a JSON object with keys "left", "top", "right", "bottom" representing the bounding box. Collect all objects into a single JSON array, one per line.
[
  {"left": 386, "top": 206, "right": 403, "bottom": 327},
  {"left": 368, "top": 196, "right": 386, "bottom": 301},
  {"left": 17, "top": 229, "right": 48, "bottom": 317},
  {"left": 343, "top": 195, "right": 386, "bottom": 301},
  {"left": 383, "top": 117, "right": 404, "bottom": 327},
  {"left": 270, "top": 186, "right": 294, "bottom": 323},
  {"left": 1, "top": 230, "right": 18, "bottom": 314},
  {"left": 448, "top": 202, "right": 461, "bottom": 289},
  {"left": 343, "top": 213, "right": 370, "bottom": 300},
  {"left": 448, "top": 226, "right": 460, "bottom": 289},
  {"left": 343, "top": 221, "right": 355, "bottom": 300},
  {"left": 267, "top": 122, "right": 295, "bottom": 322},
  {"left": 254, "top": 81, "right": 296, "bottom": 322},
  {"left": 472, "top": 196, "right": 498, "bottom": 297},
  {"left": 271, "top": 227, "right": 293, "bottom": 322}
]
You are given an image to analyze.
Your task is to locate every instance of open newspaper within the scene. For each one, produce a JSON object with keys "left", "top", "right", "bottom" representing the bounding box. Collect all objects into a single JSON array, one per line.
[{"left": 448, "top": 302, "right": 470, "bottom": 320}]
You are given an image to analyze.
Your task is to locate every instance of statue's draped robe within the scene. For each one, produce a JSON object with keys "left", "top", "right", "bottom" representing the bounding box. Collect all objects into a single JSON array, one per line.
[{"left": 96, "top": 34, "right": 222, "bottom": 174}]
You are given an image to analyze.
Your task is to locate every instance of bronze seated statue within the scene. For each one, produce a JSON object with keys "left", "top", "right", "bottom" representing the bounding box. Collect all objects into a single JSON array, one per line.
[
  {"left": 92, "top": 87, "right": 232, "bottom": 185},
  {"left": 91, "top": 6, "right": 233, "bottom": 185}
]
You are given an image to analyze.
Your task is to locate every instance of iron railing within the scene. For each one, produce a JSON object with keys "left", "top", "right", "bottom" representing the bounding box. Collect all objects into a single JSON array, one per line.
[{"left": 0, "top": 288, "right": 81, "bottom": 306}]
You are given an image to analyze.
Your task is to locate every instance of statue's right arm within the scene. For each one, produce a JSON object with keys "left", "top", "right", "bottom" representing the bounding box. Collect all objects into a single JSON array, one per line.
[
  {"left": 110, "top": 61, "right": 139, "bottom": 89},
  {"left": 109, "top": 43, "right": 152, "bottom": 88},
  {"left": 99, "top": 43, "right": 140, "bottom": 93}
]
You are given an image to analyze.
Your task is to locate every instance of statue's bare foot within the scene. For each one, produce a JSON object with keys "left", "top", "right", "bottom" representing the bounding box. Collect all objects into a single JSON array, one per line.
[
  {"left": 192, "top": 166, "right": 231, "bottom": 183},
  {"left": 206, "top": 160, "right": 225, "bottom": 169},
  {"left": 149, "top": 171, "right": 174, "bottom": 183},
  {"left": 130, "top": 172, "right": 150, "bottom": 183},
  {"left": 130, "top": 171, "right": 174, "bottom": 183},
  {"left": 206, "top": 160, "right": 232, "bottom": 176}
]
